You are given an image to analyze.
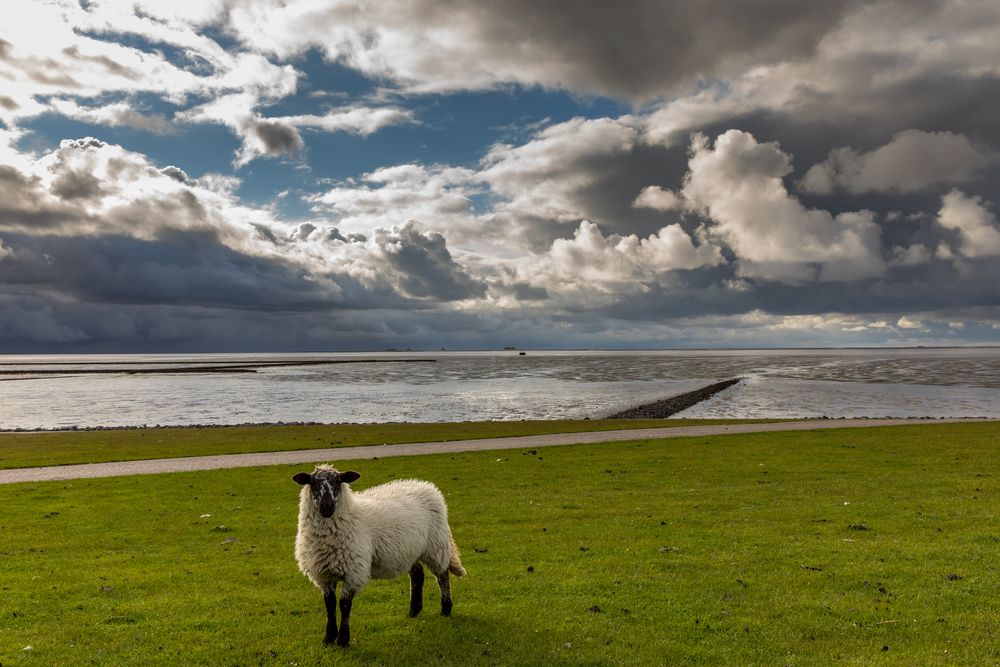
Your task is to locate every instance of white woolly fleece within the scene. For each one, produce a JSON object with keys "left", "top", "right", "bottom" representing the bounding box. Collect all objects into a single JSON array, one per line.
[{"left": 295, "top": 472, "right": 465, "bottom": 596}]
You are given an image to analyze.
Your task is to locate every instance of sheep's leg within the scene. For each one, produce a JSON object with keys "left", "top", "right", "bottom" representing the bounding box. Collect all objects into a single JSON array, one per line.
[
  {"left": 322, "top": 583, "right": 339, "bottom": 645},
  {"left": 409, "top": 562, "right": 425, "bottom": 617},
  {"left": 436, "top": 571, "right": 453, "bottom": 617},
  {"left": 337, "top": 588, "right": 355, "bottom": 647}
]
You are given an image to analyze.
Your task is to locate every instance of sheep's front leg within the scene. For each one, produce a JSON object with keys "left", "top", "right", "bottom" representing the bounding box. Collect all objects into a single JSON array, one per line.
[
  {"left": 409, "top": 563, "right": 425, "bottom": 617},
  {"left": 323, "top": 583, "right": 339, "bottom": 645},
  {"left": 337, "top": 588, "right": 356, "bottom": 647}
]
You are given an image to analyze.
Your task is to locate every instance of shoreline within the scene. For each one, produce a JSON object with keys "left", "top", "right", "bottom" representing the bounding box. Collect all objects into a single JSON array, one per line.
[
  {"left": 0, "top": 414, "right": 979, "bottom": 435},
  {"left": 0, "top": 357, "right": 437, "bottom": 376}
]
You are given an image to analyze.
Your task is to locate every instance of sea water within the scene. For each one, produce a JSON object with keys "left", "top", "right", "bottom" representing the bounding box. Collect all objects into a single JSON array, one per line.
[{"left": 0, "top": 348, "right": 997, "bottom": 429}]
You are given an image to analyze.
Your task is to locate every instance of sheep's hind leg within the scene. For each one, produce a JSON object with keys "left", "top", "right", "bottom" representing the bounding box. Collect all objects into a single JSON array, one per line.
[
  {"left": 435, "top": 571, "right": 453, "bottom": 617},
  {"left": 409, "top": 563, "right": 425, "bottom": 617},
  {"left": 323, "top": 583, "right": 339, "bottom": 645},
  {"left": 337, "top": 588, "right": 356, "bottom": 647}
]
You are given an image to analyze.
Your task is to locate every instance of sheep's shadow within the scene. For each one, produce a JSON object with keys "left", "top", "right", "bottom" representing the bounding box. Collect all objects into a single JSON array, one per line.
[{"left": 332, "top": 611, "right": 571, "bottom": 665}]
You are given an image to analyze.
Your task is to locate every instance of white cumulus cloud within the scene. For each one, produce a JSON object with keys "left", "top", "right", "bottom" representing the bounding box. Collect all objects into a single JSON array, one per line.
[
  {"left": 680, "top": 130, "right": 885, "bottom": 283},
  {"left": 633, "top": 186, "right": 681, "bottom": 211},
  {"left": 936, "top": 190, "right": 1000, "bottom": 258}
]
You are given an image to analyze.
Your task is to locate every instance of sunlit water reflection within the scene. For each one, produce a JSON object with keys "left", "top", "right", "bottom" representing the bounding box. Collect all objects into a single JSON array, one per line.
[{"left": 1, "top": 349, "right": 997, "bottom": 429}]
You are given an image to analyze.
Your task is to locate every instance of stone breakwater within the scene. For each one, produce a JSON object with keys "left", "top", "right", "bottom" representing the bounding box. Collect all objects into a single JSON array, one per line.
[{"left": 605, "top": 378, "right": 742, "bottom": 419}]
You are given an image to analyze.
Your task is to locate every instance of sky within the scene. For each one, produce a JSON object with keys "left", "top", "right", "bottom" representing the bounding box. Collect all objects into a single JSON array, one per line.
[{"left": 1, "top": 0, "right": 999, "bottom": 352}]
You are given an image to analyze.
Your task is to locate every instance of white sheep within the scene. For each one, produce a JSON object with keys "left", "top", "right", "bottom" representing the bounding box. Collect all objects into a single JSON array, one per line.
[{"left": 292, "top": 464, "right": 466, "bottom": 647}]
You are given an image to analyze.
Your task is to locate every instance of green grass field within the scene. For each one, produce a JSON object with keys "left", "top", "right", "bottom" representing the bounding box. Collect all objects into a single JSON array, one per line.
[
  {"left": 0, "top": 419, "right": 772, "bottom": 470},
  {"left": 1, "top": 422, "right": 999, "bottom": 665}
]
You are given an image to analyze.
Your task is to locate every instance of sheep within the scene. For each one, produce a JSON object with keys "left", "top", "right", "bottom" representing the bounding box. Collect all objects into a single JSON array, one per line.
[{"left": 292, "top": 464, "right": 466, "bottom": 647}]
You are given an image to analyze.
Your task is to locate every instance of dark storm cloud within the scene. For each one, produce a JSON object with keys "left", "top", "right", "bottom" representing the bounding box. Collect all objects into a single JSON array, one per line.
[
  {"left": 510, "top": 283, "right": 549, "bottom": 301},
  {"left": 50, "top": 167, "right": 105, "bottom": 201},
  {"left": 372, "top": 223, "right": 487, "bottom": 301},
  {"left": 230, "top": 0, "right": 869, "bottom": 102},
  {"left": 250, "top": 118, "right": 304, "bottom": 157},
  {"left": 0, "top": 231, "right": 343, "bottom": 311},
  {"left": 0, "top": 138, "right": 489, "bottom": 347},
  {"left": 0, "top": 166, "right": 84, "bottom": 231},
  {"left": 454, "top": 0, "right": 863, "bottom": 100},
  {"left": 588, "top": 258, "right": 1000, "bottom": 324}
]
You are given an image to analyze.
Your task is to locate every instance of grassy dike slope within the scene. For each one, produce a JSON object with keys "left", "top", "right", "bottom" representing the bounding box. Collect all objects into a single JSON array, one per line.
[
  {"left": 1, "top": 422, "right": 999, "bottom": 665},
  {"left": 0, "top": 419, "right": 771, "bottom": 470}
]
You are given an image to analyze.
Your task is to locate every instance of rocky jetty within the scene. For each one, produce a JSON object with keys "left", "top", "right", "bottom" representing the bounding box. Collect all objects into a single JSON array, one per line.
[{"left": 605, "top": 378, "right": 742, "bottom": 419}]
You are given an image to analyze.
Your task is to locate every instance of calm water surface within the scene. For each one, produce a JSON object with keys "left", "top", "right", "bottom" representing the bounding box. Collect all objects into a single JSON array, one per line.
[{"left": 0, "top": 349, "right": 997, "bottom": 429}]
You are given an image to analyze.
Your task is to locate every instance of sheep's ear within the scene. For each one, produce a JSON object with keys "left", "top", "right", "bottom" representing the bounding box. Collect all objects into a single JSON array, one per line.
[
  {"left": 339, "top": 471, "right": 361, "bottom": 484},
  {"left": 292, "top": 472, "right": 312, "bottom": 485}
]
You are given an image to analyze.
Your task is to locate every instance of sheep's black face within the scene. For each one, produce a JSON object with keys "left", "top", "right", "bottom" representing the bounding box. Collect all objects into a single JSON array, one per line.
[{"left": 293, "top": 468, "right": 361, "bottom": 519}]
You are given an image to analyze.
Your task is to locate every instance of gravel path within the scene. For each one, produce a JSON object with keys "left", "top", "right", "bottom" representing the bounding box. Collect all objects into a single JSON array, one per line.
[{"left": 0, "top": 418, "right": 986, "bottom": 485}]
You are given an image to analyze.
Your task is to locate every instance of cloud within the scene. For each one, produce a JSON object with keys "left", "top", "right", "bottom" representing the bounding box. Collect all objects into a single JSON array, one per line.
[
  {"left": 48, "top": 99, "right": 176, "bottom": 134},
  {"left": 309, "top": 163, "right": 482, "bottom": 241},
  {"left": 0, "top": 137, "right": 494, "bottom": 325},
  {"left": 680, "top": 130, "right": 885, "bottom": 283},
  {"left": 475, "top": 116, "right": 654, "bottom": 250},
  {"left": 482, "top": 117, "right": 640, "bottom": 220},
  {"left": 226, "top": 0, "right": 859, "bottom": 101},
  {"left": 3, "top": 132, "right": 1000, "bottom": 349},
  {"left": 307, "top": 116, "right": 690, "bottom": 261},
  {"left": 0, "top": 230, "right": 346, "bottom": 311},
  {"left": 273, "top": 107, "right": 415, "bottom": 136},
  {"left": 0, "top": 3, "right": 402, "bottom": 167},
  {"left": 889, "top": 243, "right": 932, "bottom": 267},
  {"left": 800, "top": 130, "right": 994, "bottom": 194},
  {"left": 0, "top": 2, "right": 296, "bottom": 126},
  {"left": 896, "top": 315, "right": 924, "bottom": 330},
  {"left": 248, "top": 118, "right": 305, "bottom": 159},
  {"left": 369, "top": 222, "right": 487, "bottom": 300},
  {"left": 176, "top": 94, "right": 298, "bottom": 166},
  {"left": 935, "top": 190, "right": 1000, "bottom": 258},
  {"left": 526, "top": 220, "right": 722, "bottom": 293},
  {"left": 179, "top": 95, "right": 412, "bottom": 165},
  {"left": 3, "top": 0, "right": 1000, "bottom": 350},
  {"left": 159, "top": 165, "right": 191, "bottom": 184},
  {"left": 643, "top": 2, "right": 1000, "bottom": 146},
  {"left": 633, "top": 186, "right": 681, "bottom": 211}
]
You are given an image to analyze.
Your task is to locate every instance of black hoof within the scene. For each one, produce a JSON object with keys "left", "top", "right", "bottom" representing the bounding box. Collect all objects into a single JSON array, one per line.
[
  {"left": 409, "top": 604, "right": 423, "bottom": 618},
  {"left": 323, "top": 636, "right": 336, "bottom": 646},
  {"left": 336, "top": 633, "right": 350, "bottom": 647},
  {"left": 441, "top": 601, "right": 453, "bottom": 617}
]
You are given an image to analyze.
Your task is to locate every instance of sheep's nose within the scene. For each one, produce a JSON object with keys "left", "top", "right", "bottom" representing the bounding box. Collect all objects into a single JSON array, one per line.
[{"left": 320, "top": 499, "right": 335, "bottom": 518}]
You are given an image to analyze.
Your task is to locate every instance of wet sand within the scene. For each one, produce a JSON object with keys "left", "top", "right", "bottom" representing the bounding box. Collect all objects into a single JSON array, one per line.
[{"left": 0, "top": 358, "right": 436, "bottom": 376}]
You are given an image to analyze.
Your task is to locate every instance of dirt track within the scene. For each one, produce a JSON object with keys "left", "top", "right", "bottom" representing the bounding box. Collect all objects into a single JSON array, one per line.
[{"left": 0, "top": 418, "right": 987, "bottom": 485}]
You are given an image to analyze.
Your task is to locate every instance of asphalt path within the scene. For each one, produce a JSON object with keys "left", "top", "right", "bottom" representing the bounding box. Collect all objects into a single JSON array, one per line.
[{"left": 1, "top": 418, "right": 988, "bottom": 485}]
